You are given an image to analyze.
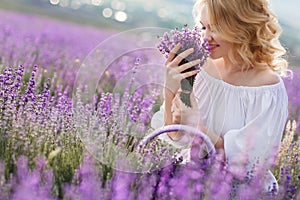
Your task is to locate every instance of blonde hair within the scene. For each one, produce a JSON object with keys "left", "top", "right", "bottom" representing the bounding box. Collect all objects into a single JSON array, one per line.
[{"left": 193, "top": 0, "right": 288, "bottom": 76}]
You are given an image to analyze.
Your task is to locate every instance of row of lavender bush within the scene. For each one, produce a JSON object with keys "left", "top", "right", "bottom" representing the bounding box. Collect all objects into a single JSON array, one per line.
[{"left": 0, "top": 10, "right": 299, "bottom": 199}]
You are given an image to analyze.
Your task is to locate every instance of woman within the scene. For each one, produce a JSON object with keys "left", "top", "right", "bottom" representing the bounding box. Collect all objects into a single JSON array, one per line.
[{"left": 151, "top": 0, "right": 289, "bottom": 193}]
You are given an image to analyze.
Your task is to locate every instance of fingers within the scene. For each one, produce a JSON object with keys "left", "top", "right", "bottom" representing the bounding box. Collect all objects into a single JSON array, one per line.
[
  {"left": 166, "top": 45, "right": 200, "bottom": 77},
  {"left": 172, "top": 48, "right": 195, "bottom": 66},
  {"left": 164, "top": 44, "right": 200, "bottom": 95},
  {"left": 172, "top": 108, "right": 181, "bottom": 124},
  {"left": 165, "top": 44, "right": 195, "bottom": 66},
  {"left": 171, "top": 92, "right": 202, "bottom": 127},
  {"left": 189, "top": 92, "right": 199, "bottom": 108},
  {"left": 178, "top": 59, "right": 201, "bottom": 73},
  {"left": 166, "top": 43, "right": 181, "bottom": 65},
  {"left": 173, "top": 68, "right": 200, "bottom": 80}
]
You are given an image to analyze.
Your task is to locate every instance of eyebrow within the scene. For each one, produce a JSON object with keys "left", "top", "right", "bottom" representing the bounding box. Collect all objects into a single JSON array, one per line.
[
  {"left": 199, "top": 21, "right": 214, "bottom": 30},
  {"left": 199, "top": 21, "right": 208, "bottom": 27}
]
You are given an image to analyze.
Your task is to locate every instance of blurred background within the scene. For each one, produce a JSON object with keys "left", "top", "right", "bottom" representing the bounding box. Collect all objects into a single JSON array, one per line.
[{"left": 0, "top": 0, "right": 299, "bottom": 66}]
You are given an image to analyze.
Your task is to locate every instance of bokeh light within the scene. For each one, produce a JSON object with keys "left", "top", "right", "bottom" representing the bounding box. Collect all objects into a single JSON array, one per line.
[
  {"left": 91, "top": 0, "right": 103, "bottom": 6},
  {"left": 59, "top": 0, "right": 69, "bottom": 7},
  {"left": 111, "top": 0, "right": 126, "bottom": 11},
  {"left": 157, "top": 8, "right": 168, "bottom": 19},
  {"left": 70, "top": 1, "right": 81, "bottom": 9},
  {"left": 102, "top": 7, "right": 113, "bottom": 18},
  {"left": 114, "top": 11, "right": 127, "bottom": 22},
  {"left": 50, "top": 0, "right": 60, "bottom": 5}
]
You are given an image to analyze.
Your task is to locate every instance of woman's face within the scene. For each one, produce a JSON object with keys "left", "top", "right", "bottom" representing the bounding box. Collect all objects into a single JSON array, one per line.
[{"left": 200, "top": 6, "right": 234, "bottom": 60}]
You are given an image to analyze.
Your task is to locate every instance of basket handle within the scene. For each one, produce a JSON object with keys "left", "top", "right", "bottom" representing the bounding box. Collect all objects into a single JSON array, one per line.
[{"left": 137, "top": 124, "right": 216, "bottom": 157}]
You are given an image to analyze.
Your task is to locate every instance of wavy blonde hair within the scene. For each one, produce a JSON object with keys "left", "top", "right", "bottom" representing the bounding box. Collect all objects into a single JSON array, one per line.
[{"left": 193, "top": 0, "right": 288, "bottom": 76}]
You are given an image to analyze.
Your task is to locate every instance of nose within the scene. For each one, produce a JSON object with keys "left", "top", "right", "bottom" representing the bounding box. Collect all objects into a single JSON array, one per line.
[{"left": 202, "top": 30, "right": 213, "bottom": 41}]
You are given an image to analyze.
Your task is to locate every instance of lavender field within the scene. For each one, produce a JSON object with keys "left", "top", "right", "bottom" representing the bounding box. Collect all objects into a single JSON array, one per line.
[{"left": 0, "top": 10, "right": 299, "bottom": 200}]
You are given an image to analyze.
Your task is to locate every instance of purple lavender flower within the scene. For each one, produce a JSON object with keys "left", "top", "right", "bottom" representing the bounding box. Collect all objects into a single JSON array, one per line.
[
  {"left": 157, "top": 25, "right": 210, "bottom": 107},
  {"left": 11, "top": 156, "right": 56, "bottom": 200},
  {"left": 64, "top": 156, "right": 108, "bottom": 200},
  {"left": 283, "top": 67, "right": 300, "bottom": 134},
  {"left": 0, "top": 9, "right": 299, "bottom": 200},
  {"left": 111, "top": 170, "right": 136, "bottom": 200}
]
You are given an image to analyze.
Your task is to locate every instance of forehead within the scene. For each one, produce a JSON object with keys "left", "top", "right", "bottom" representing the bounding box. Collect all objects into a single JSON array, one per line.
[{"left": 199, "top": 5, "right": 210, "bottom": 24}]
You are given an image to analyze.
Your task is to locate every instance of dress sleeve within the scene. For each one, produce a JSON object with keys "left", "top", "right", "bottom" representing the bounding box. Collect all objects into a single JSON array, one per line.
[
  {"left": 223, "top": 88, "right": 289, "bottom": 174},
  {"left": 150, "top": 102, "right": 194, "bottom": 148}
]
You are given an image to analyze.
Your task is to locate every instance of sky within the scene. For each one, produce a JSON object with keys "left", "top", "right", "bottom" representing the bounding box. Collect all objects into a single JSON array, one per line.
[
  {"left": 1, "top": 0, "right": 299, "bottom": 32},
  {"left": 121, "top": 0, "right": 300, "bottom": 31},
  {"left": 271, "top": 0, "right": 300, "bottom": 30}
]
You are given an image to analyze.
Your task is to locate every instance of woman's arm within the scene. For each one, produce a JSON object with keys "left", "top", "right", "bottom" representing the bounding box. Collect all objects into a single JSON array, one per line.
[
  {"left": 201, "top": 126, "right": 224, "bottom": 149},
  {"left": 163, "top": 43, "right": 201, "bottom": 141},
  {"left": 164, "top": 88, "right": 184, "bottom": 140},
  {"left": 169, "top": 91, "right": 224, "bottom": 149}
]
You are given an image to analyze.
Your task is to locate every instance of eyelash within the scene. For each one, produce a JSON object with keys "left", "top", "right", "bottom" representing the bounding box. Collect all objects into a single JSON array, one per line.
[{"left": 201, "top": 26, "right": 214, "bottom": 33}]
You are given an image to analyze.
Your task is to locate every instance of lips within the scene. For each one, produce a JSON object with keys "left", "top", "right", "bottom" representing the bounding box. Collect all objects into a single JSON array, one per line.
[{"left": 208, "top": 44, "right": 220, "bottom": 51}]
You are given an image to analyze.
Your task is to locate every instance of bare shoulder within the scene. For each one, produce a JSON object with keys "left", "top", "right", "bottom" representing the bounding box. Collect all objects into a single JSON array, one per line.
[
  {"left": 252, "top": 69, "right": 280, "bottom": 86},
  {"left": 202, "top": 58, "right": 222, "bottom": 79}
]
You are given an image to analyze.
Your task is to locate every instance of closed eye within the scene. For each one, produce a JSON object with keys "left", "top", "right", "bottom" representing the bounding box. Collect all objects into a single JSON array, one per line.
[{"left": 199, "top": 21, "right": 207, "bottom": 31}]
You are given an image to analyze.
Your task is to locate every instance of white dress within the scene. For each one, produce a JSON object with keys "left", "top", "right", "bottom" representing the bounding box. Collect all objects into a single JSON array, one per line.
[{"left": 150, "top": 68, "right": 289, "bottom": 192}]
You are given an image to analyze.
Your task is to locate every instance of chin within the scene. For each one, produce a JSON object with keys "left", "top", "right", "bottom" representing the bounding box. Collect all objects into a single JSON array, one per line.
[{"left": 209, "top": 54, "right": 221, "bottom": 60}]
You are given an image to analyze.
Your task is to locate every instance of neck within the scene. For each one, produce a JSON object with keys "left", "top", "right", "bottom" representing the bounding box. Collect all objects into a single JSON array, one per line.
[{"left": 221, "top": 57, "right": 248, "bottom": 74}]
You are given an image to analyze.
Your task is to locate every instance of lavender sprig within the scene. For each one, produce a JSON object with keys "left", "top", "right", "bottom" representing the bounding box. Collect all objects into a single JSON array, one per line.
[{"left": 157, "top": 25, "right": 210, "bottom": 107}]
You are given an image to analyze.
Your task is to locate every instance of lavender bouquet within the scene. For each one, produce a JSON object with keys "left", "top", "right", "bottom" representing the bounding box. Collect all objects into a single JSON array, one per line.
[{"left": 157, "top": 25, "right": 210, "bottom": 107}]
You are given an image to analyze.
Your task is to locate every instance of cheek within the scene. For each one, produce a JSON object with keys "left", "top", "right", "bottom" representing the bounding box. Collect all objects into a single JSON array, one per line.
[
  {"left": 213, "top": 35, "right": 223, "bottom": 44},
  {"left": 213, "top": 34, "right": 230, "bottom": 48},
  {"left": 218, "top": 40, "right": 232, "bottom": 51},
  {"left": 223, "top": 43, "right": 233, "bottom": 52}
]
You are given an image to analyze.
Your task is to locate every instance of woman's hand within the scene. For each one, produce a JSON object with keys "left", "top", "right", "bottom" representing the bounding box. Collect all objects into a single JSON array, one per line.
[
  {"left": 171, "top": 93, "right": 224, "bottom": 150},
  {"left": 164, "top": 43, "right": 202, "bottom": 95},
  {"left": 167, "top": 92, "right": 204, "bottom": 141},
  {"left": 164, "top": 43, "right": 202, "bottom": 141},
  {"left": 171, "top": 92, "right": 203, "bottom": 128}
]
